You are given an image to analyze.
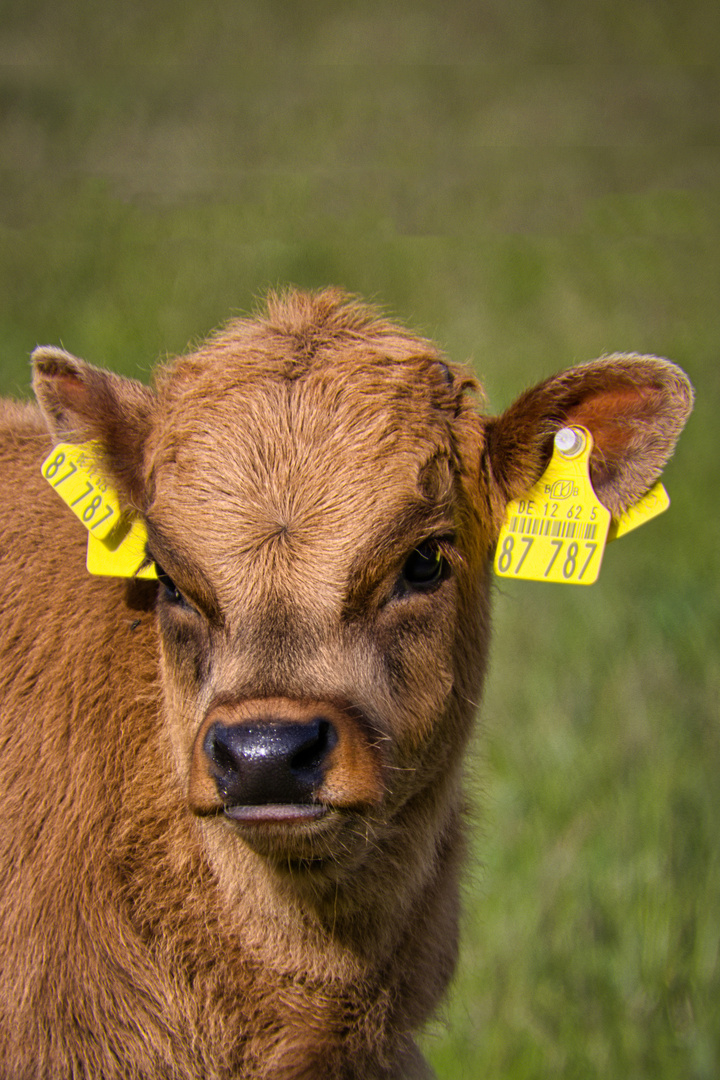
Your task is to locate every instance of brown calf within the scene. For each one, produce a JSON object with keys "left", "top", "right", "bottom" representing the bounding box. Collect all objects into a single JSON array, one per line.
[{"left": 0, "top": 290, "right": 692, "bottom": 1079}]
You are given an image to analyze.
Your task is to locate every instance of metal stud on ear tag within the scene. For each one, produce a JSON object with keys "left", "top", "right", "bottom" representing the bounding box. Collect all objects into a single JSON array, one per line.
[{"left": 493, "top": 427, "right": 612, "bottom": 585}]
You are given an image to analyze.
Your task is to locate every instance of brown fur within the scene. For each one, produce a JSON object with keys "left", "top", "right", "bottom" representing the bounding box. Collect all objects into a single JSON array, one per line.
[{"left": 0, "top": 289, "right": 692, "bottom": 1079}]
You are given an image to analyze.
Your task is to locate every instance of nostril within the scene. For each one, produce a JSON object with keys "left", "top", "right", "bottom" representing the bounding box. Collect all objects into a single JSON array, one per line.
[
  {"left": 205, "top": 727, "right": 237, "bottom": 775},
  {"left": 290, "top": 719, "right": 338, "bottom": 779}
]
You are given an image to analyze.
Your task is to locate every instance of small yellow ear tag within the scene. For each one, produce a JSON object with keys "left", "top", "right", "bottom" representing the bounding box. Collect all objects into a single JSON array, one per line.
[
  {"left": 85, "top": 520, "right": 158, "bottom": 579},
  {"left": 41, "top": 441, "right": 157, "bottom": 579},
  {"left": 494, "top": 427, "right": 611, "bottom": 585},
  {"left": 607, "top": 481, "right": 669, "bottom": 541}
]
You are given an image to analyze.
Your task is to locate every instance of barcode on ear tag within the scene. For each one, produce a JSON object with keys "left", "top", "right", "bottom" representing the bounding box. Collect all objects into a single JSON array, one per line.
[{"left": 494, "top": 427, "right": 612, "bottom": 585}]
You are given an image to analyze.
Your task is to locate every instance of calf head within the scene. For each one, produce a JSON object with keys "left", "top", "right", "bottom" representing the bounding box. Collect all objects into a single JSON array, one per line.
[{"left": 31, "top": 290, "right": 693, "bottom": 890}]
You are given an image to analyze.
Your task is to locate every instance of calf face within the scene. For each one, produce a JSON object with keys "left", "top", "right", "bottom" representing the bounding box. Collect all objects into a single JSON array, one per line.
[
  {"left": 22, "top": 288, "right": 692, "bottom": 1077},
  {"left": 33, "top": 293, "right": 499, "bottom": 886}
]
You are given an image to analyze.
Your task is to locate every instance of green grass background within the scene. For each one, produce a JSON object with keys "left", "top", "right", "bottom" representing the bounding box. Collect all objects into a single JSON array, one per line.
[{"left": 1, "top": 2, "right": 718, "bottom": 1076}]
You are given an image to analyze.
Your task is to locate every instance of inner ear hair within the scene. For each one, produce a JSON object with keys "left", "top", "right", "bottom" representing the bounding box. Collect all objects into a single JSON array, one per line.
[
  {"left": 487, "top": 354, "right": 694, "bottom": 517},
  {"left": 32, "top": 347, "right": 156, "bottom": 509}
]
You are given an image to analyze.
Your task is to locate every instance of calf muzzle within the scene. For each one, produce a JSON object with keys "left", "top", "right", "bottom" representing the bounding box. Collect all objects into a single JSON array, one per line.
[
  {"left": 188, "top": 697, "right": 384, "bottom": 821},
  {"left": 205, "top": 718, "right": 337, "bottom": 807}
]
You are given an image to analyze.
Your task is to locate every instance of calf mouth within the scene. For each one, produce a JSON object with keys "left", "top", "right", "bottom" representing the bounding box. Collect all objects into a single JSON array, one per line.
[
  {"left": 223, "top": 802, "right": 329, "bottom": 825},
  {"left": 218, "top": 798, "right": 376, "bottom": 872}
]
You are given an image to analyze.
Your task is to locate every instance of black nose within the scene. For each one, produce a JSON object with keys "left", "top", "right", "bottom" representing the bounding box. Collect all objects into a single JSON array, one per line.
[{"left": 203, "top": 718, "right": 338, "bottom": 806}]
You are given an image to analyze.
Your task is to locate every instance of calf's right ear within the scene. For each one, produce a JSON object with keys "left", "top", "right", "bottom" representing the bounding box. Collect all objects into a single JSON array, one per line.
[
  {"left": 485, "top": 354, "right": 694, "bottom": 520},
  {"left": 32, "top": 346, "right": 155, "bottom": 508}
]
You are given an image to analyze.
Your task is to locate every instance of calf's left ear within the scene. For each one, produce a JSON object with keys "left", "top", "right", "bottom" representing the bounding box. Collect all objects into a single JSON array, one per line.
[
  {"left": 32, "top": 346, "right": 155, "bottom": 508},
  {"left": 485, "top": 354, "right": 694, "bottom": 518}
]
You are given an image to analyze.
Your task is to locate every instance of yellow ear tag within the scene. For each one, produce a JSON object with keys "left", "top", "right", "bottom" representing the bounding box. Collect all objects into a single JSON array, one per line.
[
  {"left": 494, "top": 427, "right": 611, "bottom": 585},
  {"left": 85, "top": 520, "right": 158, "bottom": 579},
  {"left": 41, "top": 441, "right": 157, "bottom": 579},
  {"left": 607, "top": 481, "right": 669, "bottom": 541}
]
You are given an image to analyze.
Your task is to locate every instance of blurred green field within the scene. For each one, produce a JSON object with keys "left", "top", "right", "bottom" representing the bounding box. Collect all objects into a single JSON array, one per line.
[{"left": 1, "top": 2, "right": 718, "bottom": 1077}]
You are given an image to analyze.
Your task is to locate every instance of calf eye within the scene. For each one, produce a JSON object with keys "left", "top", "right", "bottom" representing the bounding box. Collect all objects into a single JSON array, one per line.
[
  {"left": 154, "top": 563, "right": 185, "bottom": 606},
  {"left": 400, "top": 541, "right": 449, "bottom": 591}
]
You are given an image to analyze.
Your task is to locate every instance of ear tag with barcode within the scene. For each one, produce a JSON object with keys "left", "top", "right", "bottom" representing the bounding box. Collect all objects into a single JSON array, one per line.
[
  {"left": 494, "top": 427, "right": 611, "bottom": 585},
  {"left": 41, "top": 441, "right": 157, "bottom": 579}
]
